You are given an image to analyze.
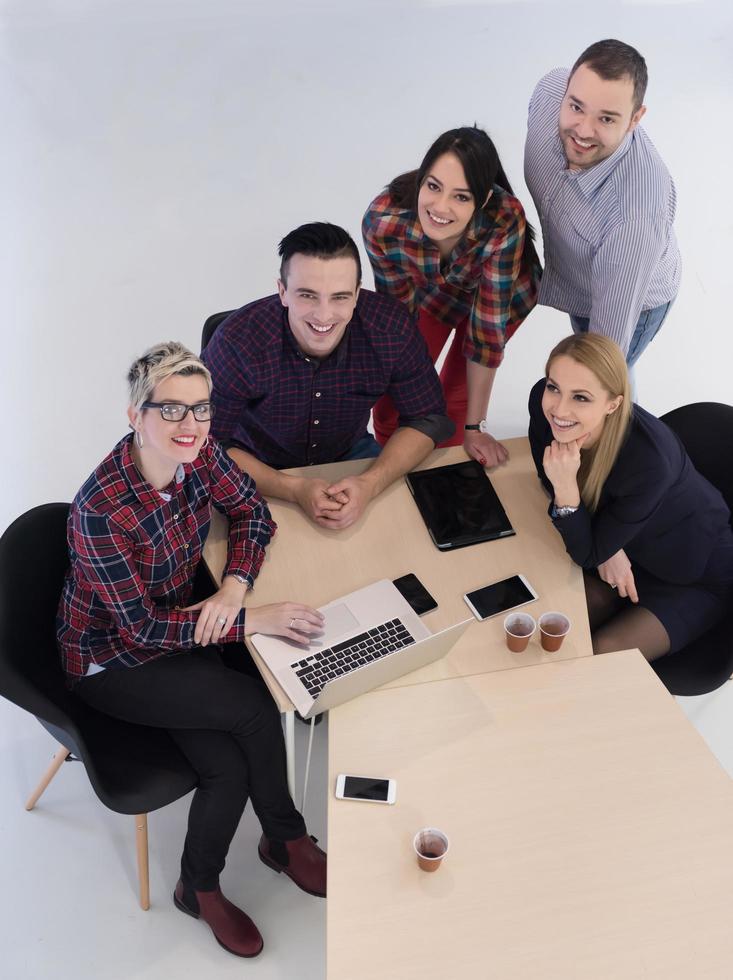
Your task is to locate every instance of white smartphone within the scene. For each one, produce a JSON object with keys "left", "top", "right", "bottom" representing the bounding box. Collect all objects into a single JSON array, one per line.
[
  {"left": 335, "top": 774, "right": 397, "bottom": 805},
  {"left": 463, "top": 574, "right": 538, "bottom": 622}
]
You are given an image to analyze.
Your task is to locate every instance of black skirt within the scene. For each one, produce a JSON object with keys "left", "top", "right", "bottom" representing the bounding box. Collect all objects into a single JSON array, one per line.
[{"left": 632, "top": 532, "right": 733, "bottom": 653}]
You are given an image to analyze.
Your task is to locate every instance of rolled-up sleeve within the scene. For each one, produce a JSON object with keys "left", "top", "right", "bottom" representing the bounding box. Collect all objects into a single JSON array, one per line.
[{"left": 386, "top": 322, "right": 454, "bottom": 445}]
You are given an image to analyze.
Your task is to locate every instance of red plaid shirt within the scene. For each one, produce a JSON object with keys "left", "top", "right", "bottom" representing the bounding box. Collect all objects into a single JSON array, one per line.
[
  {"left": 362, "top": 187, "right": 541, "bottom": 368},
  {"left": 57, "top": 434, "right": 276, "bottom": 684}
]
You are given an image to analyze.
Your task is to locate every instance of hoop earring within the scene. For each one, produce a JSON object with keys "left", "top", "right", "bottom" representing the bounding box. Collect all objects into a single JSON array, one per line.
[{"left": 136, "top": 430, "right": 144, "bottom": 449}]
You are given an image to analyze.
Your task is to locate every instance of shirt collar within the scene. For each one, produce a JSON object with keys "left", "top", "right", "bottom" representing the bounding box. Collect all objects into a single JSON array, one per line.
[{"left": 119, "top": 434, "right": 186, "bottom": 509}]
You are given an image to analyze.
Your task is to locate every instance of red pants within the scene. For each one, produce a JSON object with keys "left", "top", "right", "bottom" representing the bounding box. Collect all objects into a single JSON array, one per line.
[{"left": 373, "top": 309, "right": 468, "bottom": 448}]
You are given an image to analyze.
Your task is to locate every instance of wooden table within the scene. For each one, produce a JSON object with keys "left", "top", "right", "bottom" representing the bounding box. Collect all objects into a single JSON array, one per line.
[
  {"left": 327, "top": 649, "right": 733, "bottom": 979},
  {"left": 204, "top": 439, "right": 592, "bottom": 706}
]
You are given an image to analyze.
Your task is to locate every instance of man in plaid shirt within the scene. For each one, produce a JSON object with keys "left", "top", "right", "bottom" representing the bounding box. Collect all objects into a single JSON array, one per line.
[{"left": 203, "top": 222, "right": 453, "bottom": 531}]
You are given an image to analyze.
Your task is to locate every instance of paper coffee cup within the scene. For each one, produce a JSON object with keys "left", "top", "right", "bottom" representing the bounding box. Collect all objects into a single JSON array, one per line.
[
  {"left": 539, "top": 612, "right": 571, "bottom": 652},
  {"left": 413, "top": 828, "right": 449, "bottom": 872},
  {"left": 504, "top": 612, "right": 536, "bottom": 653}
]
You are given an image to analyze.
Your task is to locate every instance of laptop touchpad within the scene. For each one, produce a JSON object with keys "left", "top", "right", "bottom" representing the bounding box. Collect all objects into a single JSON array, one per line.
[{"left": 321, "top": 602, "right": 360, "bottom": 639}]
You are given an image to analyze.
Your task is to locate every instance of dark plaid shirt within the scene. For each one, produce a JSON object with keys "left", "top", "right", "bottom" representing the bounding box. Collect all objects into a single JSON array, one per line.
[
  {"left": 201, "top": 290, "right": 452, "bottom": 469},
  {"left": 57, "top": 434, "right": 276, "bottom": 684},
  {"left": 362, "top": 186, "right": 541, "bottom": 368}
]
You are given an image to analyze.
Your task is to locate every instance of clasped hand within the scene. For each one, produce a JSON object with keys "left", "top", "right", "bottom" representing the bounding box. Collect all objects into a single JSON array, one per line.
[{"left": 294, "top": 475, "right": 374, "bottom": 531}]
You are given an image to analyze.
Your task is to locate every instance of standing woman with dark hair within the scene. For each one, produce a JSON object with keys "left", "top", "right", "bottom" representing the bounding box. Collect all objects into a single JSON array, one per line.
[
  {"left": 528, "top": 333, "right": 733, "bottom": 659},
  {"left": 363, "top": 126, "right": 541, "bottom": 468}
]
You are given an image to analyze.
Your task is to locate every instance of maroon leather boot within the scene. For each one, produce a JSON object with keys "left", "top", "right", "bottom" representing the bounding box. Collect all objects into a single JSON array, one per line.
[
  {"left": 174, "top": 879, "right": 263, "bottom": 957},
  {"left": 258, "top": 833, "right": 327, "bottom": 898}
]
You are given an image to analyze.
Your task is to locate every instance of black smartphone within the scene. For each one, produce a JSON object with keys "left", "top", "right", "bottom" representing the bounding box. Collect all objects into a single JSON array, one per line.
[{"left": 392, "top": 573, "right": 438, "bottom": 616}]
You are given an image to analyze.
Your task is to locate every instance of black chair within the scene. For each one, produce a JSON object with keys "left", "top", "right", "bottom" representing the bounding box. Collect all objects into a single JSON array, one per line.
[
  {"left": 0, "top": 504, "right": 198, "bottom": 909},
  {"left": 650, "top": 403, "right": 733, "bottom": 696},
  {"left": 201, "top": 310, "right": 235, "bottom": 353}
]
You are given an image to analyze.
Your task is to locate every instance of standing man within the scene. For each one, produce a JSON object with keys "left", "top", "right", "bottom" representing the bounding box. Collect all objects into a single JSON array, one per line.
[
  {"left": 202, "top": 222, "right": 453, "bottom": 531},
  {"left": 524, "top": 39, "right": 681, "bottom": 365}
]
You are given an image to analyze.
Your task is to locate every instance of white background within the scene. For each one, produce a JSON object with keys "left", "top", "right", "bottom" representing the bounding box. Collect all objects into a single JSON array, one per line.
[
  {"left": 1, "top": 3, "right": 732, "bottom": 978},
  {"left": 2, "top": 0, "right": 732, "bottom": 534}
]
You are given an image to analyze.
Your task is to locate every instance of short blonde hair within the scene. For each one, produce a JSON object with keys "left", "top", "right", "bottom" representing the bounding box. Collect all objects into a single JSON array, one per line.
[
  {"left": 127, "top": 341, "right": 212, "bottom": 411},
  {"left": 545, "top": 334, "right": 632, "bottom": 512}
]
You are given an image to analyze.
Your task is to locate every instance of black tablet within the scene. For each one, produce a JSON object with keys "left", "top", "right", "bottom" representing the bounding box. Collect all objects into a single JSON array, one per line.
[{"left": 405, "top": 460, "right": 515, "bottom": 551}]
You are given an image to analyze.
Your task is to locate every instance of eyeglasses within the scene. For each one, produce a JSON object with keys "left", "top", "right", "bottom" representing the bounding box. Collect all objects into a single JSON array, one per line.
[{"left": 142, "top": 401, "right": 215, "bottom": 422}]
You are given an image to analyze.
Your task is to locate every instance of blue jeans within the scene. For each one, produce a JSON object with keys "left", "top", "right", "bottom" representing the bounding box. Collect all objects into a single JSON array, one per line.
[
  {"left": 570, "top": 300, "right": 673, "bottom": 369},
  {"left": 339, "top": 432, "right": 382, "bottom": 461}
]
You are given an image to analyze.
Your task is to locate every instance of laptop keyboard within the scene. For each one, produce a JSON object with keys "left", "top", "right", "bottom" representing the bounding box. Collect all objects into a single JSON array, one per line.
[{"left": 291, "top": 618, "right": 416, "bottom": 699}]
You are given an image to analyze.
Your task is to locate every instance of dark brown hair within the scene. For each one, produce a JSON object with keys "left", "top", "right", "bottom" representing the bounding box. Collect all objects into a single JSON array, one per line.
[
  {"left": 571, "top": 39, "right": 648, "bottom": 113},
  {"left": 388, "top": 126, "right": 537, "bottom": 266}
]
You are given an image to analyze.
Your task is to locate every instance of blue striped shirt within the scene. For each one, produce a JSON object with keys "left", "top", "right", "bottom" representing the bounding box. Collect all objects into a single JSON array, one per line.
[{"left": 524, "top": 68, "right": 681, "bottom": 353}]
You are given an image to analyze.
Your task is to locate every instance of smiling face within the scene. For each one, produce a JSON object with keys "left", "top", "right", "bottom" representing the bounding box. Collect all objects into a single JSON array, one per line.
[
  {"left": 417, "top": 152, "right": 481, "bottom": 257},
  {"left": 277, "top": 253, "right": 360, "bottom": 359},
  {"left": 542, "top": 355, "right": 623, "bottom": 448},
  {"left": 559, "top": 63, "right": 646, "bottom": 170},
  {"left": 127, "top": 373, "right": 211, "bottom": 484}
]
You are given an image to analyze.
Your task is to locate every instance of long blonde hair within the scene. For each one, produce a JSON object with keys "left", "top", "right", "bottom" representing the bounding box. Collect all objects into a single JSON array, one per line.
[{"left": 546, "top": 334, "right": 632, "bottom": 512}]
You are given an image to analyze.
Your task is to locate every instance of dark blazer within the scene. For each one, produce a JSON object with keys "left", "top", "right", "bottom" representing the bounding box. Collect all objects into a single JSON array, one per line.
[{"left": 528, "top": 379, "right": 731, "bottom": 584}]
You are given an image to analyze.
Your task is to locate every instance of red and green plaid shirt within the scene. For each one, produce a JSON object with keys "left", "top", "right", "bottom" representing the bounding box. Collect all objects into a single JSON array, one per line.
[
  {"left": 57, "top": 435, "right": 276, "bottom": 684},
  {"left": 362, "top": 187, "right": 541, "bottom": 369}
]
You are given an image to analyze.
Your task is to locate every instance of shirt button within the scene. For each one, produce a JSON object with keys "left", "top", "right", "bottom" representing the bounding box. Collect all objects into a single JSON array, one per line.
[
  {"left": 314, "top": 419, "right": 319, "bottom": 425},
  {"left": 173, "top": 513, "right": 180, "bottom": 520},
  {"left": 183, "top": 543, "right": 190, "bottom": 550},
  {"left": 315, "top": 391, "right": 321, "bottom": 398},
  {"left": 311, "top": 443, "right": 317, "bottom": 448}
]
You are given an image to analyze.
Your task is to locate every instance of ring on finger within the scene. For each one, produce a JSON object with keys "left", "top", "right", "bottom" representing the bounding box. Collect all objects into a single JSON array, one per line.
[
  {"left": 289, "top": 618, "right": 295, "bottom": 628},
  {"left": 217, "top": 616, "right": 227, "bottom": 625},
  {"left": 610, "top": 584, "right": 618, "bottom": 590}
]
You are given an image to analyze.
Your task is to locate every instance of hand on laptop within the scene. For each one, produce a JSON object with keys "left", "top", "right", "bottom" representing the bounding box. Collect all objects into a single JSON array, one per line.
[{"left": 244, "top": 602, "right": 325, "bottom": 641}]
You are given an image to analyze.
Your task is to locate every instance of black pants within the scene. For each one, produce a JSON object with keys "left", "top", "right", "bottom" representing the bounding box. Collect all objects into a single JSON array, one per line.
[{"left": 76, "top": 648, "right": 306, "bottom": 891}]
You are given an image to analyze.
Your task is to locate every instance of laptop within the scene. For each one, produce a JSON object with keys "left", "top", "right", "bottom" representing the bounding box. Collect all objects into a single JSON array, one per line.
[
  {"left": 249, "top": 579, "right": 472, "bottom": 719},
  {"left": 406, "top": 459, "right": 515, "bottom": 551}
]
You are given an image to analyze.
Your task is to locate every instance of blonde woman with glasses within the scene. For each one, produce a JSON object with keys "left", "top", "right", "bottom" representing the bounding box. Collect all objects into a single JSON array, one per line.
[{"left": 57, "top": 342, "right": 326, "bottom": 959}]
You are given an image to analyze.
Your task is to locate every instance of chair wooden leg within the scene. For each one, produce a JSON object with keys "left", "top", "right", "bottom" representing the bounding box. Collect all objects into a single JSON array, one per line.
[
  {"left": 135, "top": 813, "right": 150, "bottom": 910},
  {"left": 25, "top": 745, "right": 70, "bottom": 811}
]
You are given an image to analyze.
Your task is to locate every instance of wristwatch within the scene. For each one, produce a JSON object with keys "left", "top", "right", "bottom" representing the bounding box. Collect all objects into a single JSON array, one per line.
[
  {"left": 552, "top": 504, "right": 579, "bottom": 519},
  {"left": 464, "top": 420, "right": 489, "bottom": 433}
]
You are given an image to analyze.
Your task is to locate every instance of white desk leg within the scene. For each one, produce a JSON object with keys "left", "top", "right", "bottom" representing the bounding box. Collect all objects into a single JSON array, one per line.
[{"left": 285, "top": 710, "right": 295, "bottom": 799}]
